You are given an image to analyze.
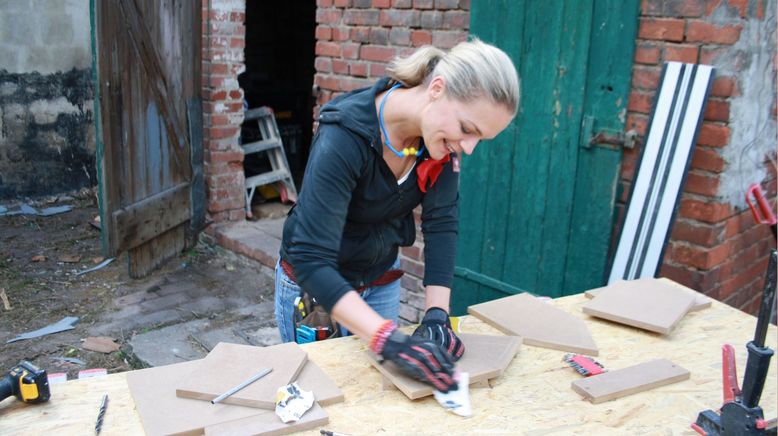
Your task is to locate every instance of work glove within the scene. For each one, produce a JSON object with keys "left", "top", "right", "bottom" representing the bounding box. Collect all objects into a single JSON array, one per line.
[
  {"left": 412, "top": 307, "right": 465, "bottom": 362},
  {"left": 377, "top": 327, "right": 458, "bottom": 393}
]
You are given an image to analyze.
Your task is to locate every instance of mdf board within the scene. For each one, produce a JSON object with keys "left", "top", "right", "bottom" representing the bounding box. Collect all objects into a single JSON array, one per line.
[
  {"left": 176, "top": 342, "right": 308, "bottom": 409},
  {"left": 468, "top": 293, "right": 599, "bottom": 355},
  {"left": 128, "top": 358, "right": 343, "bottom": 435},
  {"left": 584, "top": 277, "right": 712, "bottom": 312},
  {"left": 582, "top": 281, "right": 695, "bottom": 334},
  {"left": 365, "top": 334, "right": 521, "bottom": 400},
  {"left": 571, "top": 358, "right": 690, "bottom": 404},
  {"left": 204, "top": 403, "right": 328, "bottom": 436}
]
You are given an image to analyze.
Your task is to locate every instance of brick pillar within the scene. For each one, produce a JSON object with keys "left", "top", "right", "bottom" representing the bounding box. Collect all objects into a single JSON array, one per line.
[
  {"left": 620, "top": 0, "right": 776, "bottom": 315},
  {"left": 313, "top": 0, "right": 470, "bottom": 323},
  {"left": 202, "top": 0, "right": 247, "bottom": 225}
]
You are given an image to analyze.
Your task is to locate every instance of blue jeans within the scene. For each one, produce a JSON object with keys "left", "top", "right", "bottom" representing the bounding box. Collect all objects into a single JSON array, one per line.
[{"left": 274, "top": 259, "right": 401, "bottom": 343}]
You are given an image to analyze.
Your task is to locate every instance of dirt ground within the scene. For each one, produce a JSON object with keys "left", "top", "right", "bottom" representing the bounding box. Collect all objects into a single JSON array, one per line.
[{"left": 0, "top": 188, "right": 275, "bottom": 379}]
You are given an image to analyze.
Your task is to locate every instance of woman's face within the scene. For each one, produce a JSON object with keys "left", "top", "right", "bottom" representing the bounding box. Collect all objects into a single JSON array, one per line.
[{"left": 421, "top": 76, "right": 514, "bottom": 161}]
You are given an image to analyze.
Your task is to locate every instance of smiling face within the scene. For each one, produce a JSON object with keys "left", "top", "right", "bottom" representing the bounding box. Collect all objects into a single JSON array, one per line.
[{"left": 420, "top": 76, "right": 515, "bottom": 161}]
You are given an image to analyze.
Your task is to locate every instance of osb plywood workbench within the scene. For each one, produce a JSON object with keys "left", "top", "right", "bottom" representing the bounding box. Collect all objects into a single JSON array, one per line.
[{"left": 1, "top": 286, "right": 776, "bottom": 435}]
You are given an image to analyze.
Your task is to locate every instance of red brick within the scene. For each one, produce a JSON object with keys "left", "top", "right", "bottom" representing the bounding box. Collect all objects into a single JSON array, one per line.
[
  {"left": 332, "top": 58, "right": 349, "bottom": 74},
  {"left": 369, "top": 28, "right": 390, "bottom": 45},
  {"left": 340, "top": 77, "right": 372, "bottom": 91},
  {"left": 679, "top": 198, "right": 733, "bottom": 223},
  {"left": 632, "top": 65, "right": 661, "bottom": 90},
  {"left": 704, "top": 0, "right": 723, "bottom": 16},
  {"left": 230, "top": 37, "right": 244, "bottom": 49},
  {"left": 315, "top": 25, "right": 333, "bottom": 40},
  {"left": 343, "top": 9, "right": 380, "bottom": 25},
  {"left": 414, "top": 0, "right": 434, "bottom": 9},
  {"left": 315, "top": 41, "right": 341, "bottom": 57},
  {"left": 228, "top": 90, "right": 242, "bottom": 99},
  {"left": 638, "top": 18, "right": 685, "bottom": 41},
  {"left": 360, "top": 45, "right": 397, "bottom": 62},
  {"left": 670, "top": 219, "right": 722, "bottom": 246},
  {"left": 635, "top": 43, "right": 661, "bottom": 64},
  {"left": 658, "top": 263, "right": 708, "bottom": 292},
  {"left": 443, "top": 11, "right": 469, "bottom": 29},
  {"left": 666, "top": 0, "right": 705, "bottom": 17},
  {"left": 206, "top": 89, "right": 228, "bottom": 101},
  {"left": 421, "top": 11, "right": 443, "bottom": 29},
  {"left": 317, "top": 0, "right": 334, "bottom": 6},
  {"left": 380, "top": 9, "right": 420, "bottom": 27},
  {"left": 316, "top": 9, "right": 342, "bottom": 24},
  {"left": 696, "top": 123, "right": 730, "bottom": 147},
  {"left": 641, "top": 0, "right": 662, "bottom": 15},
  {"left": 315, "top": 56, "right": 332, "bottom": 73},
  {"left": 710, "top": 76, "right": 738, "bottom": 98},
  {"left": 207, "top": 113, "right": 230, "bottom": 126},
  {"left": 685, "top": 172, "right": 720, "bottom": 197},
  {"left": 400, "top": 258, "right": 424, "bottom": 277},
  {"left": 350, "top": 61, "right": 368, "bottom": 77},
  {"left": 686, "top": 22, "right": 743, "bottom": 44},
  {"left": 626, "top": 113, "right": 648, "bottom": 136},
  {"left": 390, "top": 28, "right": 411, "bottom": 46},
  {"left": 672, "top": 242, "right": 730, "bottom": 269},
  {"left": 208, "top": 150, "right": 244, "bottom": 163},
  {"left": 341, "top": 42, "right": 360, "bottom": 59},
  {"left": 628, "top": 91, "right": 654, "bottom": 114},
  {"left": 392, "top": 0, "right": 412, "bottom": 7},
  {"left": 205, "top": 62, "right": 229, "bottom": 75},
  {"left": 432, "top": 30, "right": 467, "bottom": 48},
  {"left": 401, "top": 245, "right": 422, "bottom": 260},
  {"left": 691, "top": 147, "right": 726, "bottom": 172},
  {"left": 703, "top": 99, "right": 730, "bottom": 122},
  {"left": 411, "top": 30, "right": 433, "bottom": 46},
  {"left": 369, "top": 62, "right": 387, "bottom": 77},
  {"left": 435, "top": 0, "right": 459, "bottom": 9},
  {"left": 663, "top": 44, "right": 699, "bottom": 63},
  {"left": 332, "top": 26, "right": 351, "bottom": 41},
  {"left": 351, "top": 26, "right": 370, "bottom": 42},
  {"left": 316, "top": 74, "right": 343, "bottom": 91},
  {"left": 620, "top": 147, "right": 640, "bottom": 181},
  {"left": 373, "top": 0, "right": 392, "bottom": 7},
  {"left": 207, "top": 126, "right": 240, "bottom": 140},
  {"left": 334, "top": 0, "right": 352, "bottom": 6}
]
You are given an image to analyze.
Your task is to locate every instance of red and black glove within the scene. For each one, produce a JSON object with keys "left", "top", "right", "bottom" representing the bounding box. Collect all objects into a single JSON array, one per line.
[
  {"left": 412, "top": 307, "right": 465, "bottom": 361},
  {"left": 372, "top": 322, "right": 457, "bottom": 393}
]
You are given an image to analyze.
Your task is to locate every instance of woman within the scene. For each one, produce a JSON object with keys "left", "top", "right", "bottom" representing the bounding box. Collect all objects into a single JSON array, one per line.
[{"left": 275, "top": 38, "right": 519, "bottom": 393}]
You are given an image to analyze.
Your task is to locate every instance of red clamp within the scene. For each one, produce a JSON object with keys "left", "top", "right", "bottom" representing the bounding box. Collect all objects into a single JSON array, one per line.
[{"left": 745, "top": 183, "right": 777, "bottom": 226}]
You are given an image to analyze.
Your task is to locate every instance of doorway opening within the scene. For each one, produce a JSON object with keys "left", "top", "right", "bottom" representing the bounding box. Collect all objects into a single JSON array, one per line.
[{"left": 240, "top": 2, "right": 316, "bottom": 200}]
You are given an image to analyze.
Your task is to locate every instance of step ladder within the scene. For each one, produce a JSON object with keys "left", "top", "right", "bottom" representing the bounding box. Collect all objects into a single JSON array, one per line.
[{"left": 242, "top": 106, "right": 298, "bottom": 217}]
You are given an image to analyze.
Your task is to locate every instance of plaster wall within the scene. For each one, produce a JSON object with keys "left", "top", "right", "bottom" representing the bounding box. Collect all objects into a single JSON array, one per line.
[{"left": 714, "top": 1, "right": 777, "bottom": 206}]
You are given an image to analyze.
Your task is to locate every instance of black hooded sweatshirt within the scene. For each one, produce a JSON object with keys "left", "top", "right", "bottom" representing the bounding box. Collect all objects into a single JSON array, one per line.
[{"left": 280, "top": 77, "right": 459, "bottom": 312}]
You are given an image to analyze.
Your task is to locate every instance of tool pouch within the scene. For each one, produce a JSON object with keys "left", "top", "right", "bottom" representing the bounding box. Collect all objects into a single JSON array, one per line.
[{"left": 293, "top": 291, "right": 341, "bottom": 343}]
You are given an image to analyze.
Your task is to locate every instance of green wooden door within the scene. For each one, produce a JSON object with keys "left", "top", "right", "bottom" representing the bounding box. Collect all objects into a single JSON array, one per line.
[{"left": 452, "top": 0, "right": 639, "bottom": 314}]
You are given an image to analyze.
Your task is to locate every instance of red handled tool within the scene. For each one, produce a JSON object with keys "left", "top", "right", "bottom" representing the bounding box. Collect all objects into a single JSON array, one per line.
[{"left": 746, "top": 184, "right": 777, "bottom": 239}]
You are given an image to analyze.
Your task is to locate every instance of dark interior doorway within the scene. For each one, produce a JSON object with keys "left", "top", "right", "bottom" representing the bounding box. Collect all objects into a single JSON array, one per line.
[{"left": 240, "top": 1, "right": 316, "bottom": 191}]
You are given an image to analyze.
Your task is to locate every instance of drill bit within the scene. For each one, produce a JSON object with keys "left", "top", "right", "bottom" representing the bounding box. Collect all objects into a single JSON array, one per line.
[{"left": 95, "top": 394, "right": 108, "bottom": 435}]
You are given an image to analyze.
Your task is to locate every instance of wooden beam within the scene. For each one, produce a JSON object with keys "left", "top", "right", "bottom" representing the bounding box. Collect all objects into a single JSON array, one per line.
[{"left": 112, "top": 183, "right": 190, "bottom": 252}]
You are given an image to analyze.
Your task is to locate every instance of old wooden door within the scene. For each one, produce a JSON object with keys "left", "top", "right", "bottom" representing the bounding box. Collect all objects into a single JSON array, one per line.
[
  {"left": 92, "top": 0, "right": 203, "bottom": 278},
  {"left": 452, "top": 0, "right": 639, "bottom": 313}
]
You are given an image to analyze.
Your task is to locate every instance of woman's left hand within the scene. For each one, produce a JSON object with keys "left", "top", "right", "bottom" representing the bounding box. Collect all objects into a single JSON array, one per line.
[{"left": 412, "top": 307, "right": 465, "bottom": 361}]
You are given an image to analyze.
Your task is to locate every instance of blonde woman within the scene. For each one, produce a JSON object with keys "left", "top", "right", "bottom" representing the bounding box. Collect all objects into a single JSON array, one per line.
[{"left": 275, "top": 38, "right": 520, "bottom": 392}]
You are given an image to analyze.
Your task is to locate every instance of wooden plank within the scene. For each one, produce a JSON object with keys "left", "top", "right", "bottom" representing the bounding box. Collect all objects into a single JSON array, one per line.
[
  {"left": 468, "top": 293, "right": 599, "bottom": 355},
  {"left": 204, "top": 403, "right": 328, "bottom": 436},
  {"left": 582, "top": 280, "right": 695, "bottom": 334},
  {"left": 129, "top": 223, "right": 185, "bottom": 278},
  {"left": 176, "top": 342, "right": 308, "bottom": 409},
  {"left": 571, "top": 358, "right": 690, "bottom": 404},
  {"left": 365, "top": 334, "right": 521, "bottom": 400},
  {"left": 112, "top": 182, "right": 190, "bottom": 252},
  {"left": 127, "top": 358, "right": 342, "bottom": 436},
  {"left": 583, "top": 277, "right": 712, "bottom": 312}
]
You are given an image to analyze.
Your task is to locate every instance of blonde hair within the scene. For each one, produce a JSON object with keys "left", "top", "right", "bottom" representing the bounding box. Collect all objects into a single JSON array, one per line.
[{"left": 386, "top": 38, "right": 520, "bottom": 114}]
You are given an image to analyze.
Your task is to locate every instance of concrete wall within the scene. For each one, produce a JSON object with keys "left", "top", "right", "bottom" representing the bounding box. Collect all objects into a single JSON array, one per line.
[{"left": 0, "top": 0, "right": 95, "bottom": 200}]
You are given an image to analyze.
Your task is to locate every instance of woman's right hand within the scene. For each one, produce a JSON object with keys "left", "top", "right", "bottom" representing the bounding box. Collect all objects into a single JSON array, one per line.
[{"left": 379, "top": 329, "right": 458, "bottom": 393}]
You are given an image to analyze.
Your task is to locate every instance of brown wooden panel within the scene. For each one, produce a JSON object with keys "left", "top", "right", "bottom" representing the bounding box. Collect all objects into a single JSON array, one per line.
[
  {"left": 95, "top": 0, "right": 201, "bottom": 275},
  {"left": 112, "top": 183, "right": 190, "bottom": 252},
  {"left": 129, "top": 224, "right": 186, "bottom": 279}
]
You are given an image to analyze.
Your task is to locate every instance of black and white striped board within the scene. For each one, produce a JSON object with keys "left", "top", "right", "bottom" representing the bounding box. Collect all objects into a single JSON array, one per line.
[{"left": 608, "top": 62, "right": 715, "bottom": 283}]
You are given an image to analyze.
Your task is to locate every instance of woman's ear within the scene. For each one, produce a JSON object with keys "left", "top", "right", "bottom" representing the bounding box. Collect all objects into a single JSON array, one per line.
[{"left": 427, "top": 75, "right": 446, "bottom": 100}]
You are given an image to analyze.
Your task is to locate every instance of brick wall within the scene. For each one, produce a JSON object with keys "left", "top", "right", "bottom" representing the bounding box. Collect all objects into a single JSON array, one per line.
[
  {"left": 202, "top": 0, "right": 247, "bottom": 225},
  {"left": 313, "top": 0, "right": 471, "bottom": 323},
  {"left": 621, "top": 0, "right": 776, "bottom": 315}
]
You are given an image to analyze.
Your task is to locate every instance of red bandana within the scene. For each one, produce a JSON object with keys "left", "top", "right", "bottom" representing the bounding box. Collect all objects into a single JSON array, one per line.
[{"left": 416, "top": 154, "right": 451, "bottom": 193}]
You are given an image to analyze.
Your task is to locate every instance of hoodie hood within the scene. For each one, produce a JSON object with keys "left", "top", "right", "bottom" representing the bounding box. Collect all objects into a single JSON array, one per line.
[{"left": 317, "top": 77, "right": 393, "bottom": 153}]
